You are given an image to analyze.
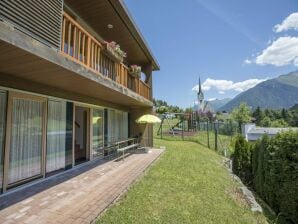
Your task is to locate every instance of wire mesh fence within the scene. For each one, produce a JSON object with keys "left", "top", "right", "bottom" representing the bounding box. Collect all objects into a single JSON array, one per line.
[{"left": 155, "top": 118, "right": 239, "bottom": 158}]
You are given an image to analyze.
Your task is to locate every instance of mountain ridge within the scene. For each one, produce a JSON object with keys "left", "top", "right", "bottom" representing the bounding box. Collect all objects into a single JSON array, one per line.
[{"left": 219, "top": 71, "right": 298, "bottom": 112}]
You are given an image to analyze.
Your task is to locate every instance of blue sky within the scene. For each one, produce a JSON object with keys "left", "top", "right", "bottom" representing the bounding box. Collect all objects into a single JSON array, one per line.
[{"left": 124, "top": 0, "right": 298, "bottom": 108}]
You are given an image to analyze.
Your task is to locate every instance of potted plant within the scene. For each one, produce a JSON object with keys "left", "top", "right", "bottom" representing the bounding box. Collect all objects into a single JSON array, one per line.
[
  {"left": 128, "top": 65, "right": 141, "bottom": 78},
  {"left": 104, "top": 41, "right": 127, "bottom": 63}
]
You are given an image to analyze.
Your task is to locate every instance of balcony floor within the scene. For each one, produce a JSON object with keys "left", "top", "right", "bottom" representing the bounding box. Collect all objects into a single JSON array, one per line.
[{"left": 0, "top": 149, "right": 163, "bottom": 224}]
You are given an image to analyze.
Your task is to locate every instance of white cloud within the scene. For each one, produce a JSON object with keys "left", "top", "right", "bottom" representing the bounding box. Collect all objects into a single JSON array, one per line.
[
  {"left": 203, "top": 79, "right": 233, "bottom": 91},
  {"left": 207, "top": 98, "right": 217, "bottom": 101},
  {"left": 274, "top": 12, "right": 298, "bottom": 32},
  {"left": 192, "top": 78, "right": 268, "bottom": 93},
  {"left": 256, "top": 36, "right": 298, "bottom": 66},
  {"left": 244, "top": 59, "right": 252, "bottom": 64}
]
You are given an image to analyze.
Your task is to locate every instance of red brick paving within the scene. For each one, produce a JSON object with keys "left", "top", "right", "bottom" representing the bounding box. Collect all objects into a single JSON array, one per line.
[{"left": 0, "top": 149, "right": 163, "bottom": 224}]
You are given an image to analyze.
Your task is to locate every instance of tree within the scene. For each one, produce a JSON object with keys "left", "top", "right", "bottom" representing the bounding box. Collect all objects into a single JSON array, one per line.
[
  {"left": 155, "top": 106, "right": 168, "bottom": 114},
  {"left": 271, "top": 119, "right": 288, "bottom": 127},
  {"left": 252, "top": 106, "right": 264, "bottom": 126},
  {"left": 231, "top": 103, "right": 251, "bottom": 133},
  {"left": 264, "top": 109, "right": 273, "bottom": 119},
  {"left": 232, "top": 135, "right": 252, "bottom": 183},
  {"left": 153, "top": 98, "right": 184, "bottom": 114},
  {"left": 185, "top": 107, "right": 193, "bottom": 113},
  {"left": 260, "top": 116, "right": 271, "bottom": 127}
]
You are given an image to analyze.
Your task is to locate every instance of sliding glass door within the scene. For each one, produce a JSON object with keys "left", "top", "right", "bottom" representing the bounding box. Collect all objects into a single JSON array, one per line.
[
  {"left": 46, "top": 100, "right": 66, "bottom": 174},
  {"left": 107, "top": 109, "right": 128, "bottom": 144},
  {"left": 92, "top": 108, "right": 104, "bottom": 158},
  {"left": 0, "top": 91, "right": 7, "bottom": 193},
  {"left": 46, "top": 100, "right": 74, "bottom": 175},
  {"left": 7, "top": 93, "right": 46, "bottom": 186}
]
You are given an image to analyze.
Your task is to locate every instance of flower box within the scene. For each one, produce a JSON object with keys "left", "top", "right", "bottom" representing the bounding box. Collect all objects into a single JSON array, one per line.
[
  {"left": 128, "top": 65, "right": 141, "bottom": 78},
  {"left": 104, "top": 41, "right": 126, "bottom": 63}
]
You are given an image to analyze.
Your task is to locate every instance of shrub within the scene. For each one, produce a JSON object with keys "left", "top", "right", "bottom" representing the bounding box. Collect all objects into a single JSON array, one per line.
[
  {"left": 252, "top": 135, "right": 270, "bottom": 199},
  {"left": 270, "top": 131, "right": 298, "bottom": 223},
  {"left": 260, "top": 116, "right": 271, "bottom": 127},
  {"left": 251, "top": 131, "right": 298, "bottom": 223},
  {"left": 232, "top": 135, "right": 252, "bottom": 183}
]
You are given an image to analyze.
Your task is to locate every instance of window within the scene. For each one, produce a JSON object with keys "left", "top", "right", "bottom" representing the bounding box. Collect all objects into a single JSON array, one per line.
[
  {"left": 46, "top": 100, "right": 73, "bottom": 175},
  {"left": 92, "top": 108, "right": 104, "bottom": 157},
  {"left": 8, "top": 96, "right": 45, "bottom": 185},
  {"left": 107, "top": 109, "right": 128, "bottom": 143},
  {"left": 47, "top": 100, "right": 66, "bottom": 174},
  {"left": 0, "top": 91, "right": 7, "bottom": 193}
]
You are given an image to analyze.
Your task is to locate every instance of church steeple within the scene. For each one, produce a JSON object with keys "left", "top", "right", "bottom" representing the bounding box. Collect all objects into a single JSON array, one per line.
[
  {"left": 197, "top": 77, "right": 204, "bottom": 102},
  {"left": 197, "top": 76, "right": 204, "bottom": 112},
  {"left": 198, "top": 77, "right": 202, "bottom": 94}
]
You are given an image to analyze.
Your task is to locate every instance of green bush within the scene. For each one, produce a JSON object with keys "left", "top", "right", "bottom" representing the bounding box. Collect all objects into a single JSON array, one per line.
[
  {"left": 251, "top": 131, "right": 298, "bottom": 223},
  {"left": 232, "top": 135, "right": 252, "bottom": 183},
  {"left": 252, "top": 135, "right": 270, "bottom": 199}
]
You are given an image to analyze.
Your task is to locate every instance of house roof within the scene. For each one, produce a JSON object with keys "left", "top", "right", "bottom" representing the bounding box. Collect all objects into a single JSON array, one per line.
[
  {"left": 248, "top": 127, "right": 298, "bottom": 135},
  {"left": 64, "top": 0, "right": 160, "bottom": 71}
]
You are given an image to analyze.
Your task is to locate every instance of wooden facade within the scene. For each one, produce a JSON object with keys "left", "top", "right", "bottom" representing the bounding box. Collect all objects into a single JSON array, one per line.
[
  {"left": 0, "top": 0, "right": 158, "bottom": 194},
  {"left": 0, "top": 0, "right": 63, "bottom": 49}
]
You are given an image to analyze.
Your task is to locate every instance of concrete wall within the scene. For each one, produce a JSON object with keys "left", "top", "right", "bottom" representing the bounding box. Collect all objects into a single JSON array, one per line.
[{"left": 242, "top": 123, "right": 256, "bottom": 141}]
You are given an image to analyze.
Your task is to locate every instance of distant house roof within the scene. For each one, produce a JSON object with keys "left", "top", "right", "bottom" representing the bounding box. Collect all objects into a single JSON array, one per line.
[
  {"left": 243, "top": 123, "right": 298, "bottom": 141},
  {"left": 248, "top": 127, "right": 297, "bottom": 135}
]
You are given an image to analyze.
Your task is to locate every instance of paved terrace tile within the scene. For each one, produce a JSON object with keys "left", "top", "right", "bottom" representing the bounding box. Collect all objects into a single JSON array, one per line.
[{"left": 0, "top": 149, "right": 164, "bottom": 224}]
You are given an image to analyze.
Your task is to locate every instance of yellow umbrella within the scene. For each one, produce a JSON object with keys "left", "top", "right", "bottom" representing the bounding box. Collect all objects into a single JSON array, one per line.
[
  {"left": 136, "top": 114, "right": 161, "bottom": 148},
  {"left": 136, "top": 114, "right": 161, "bottom": 124}
]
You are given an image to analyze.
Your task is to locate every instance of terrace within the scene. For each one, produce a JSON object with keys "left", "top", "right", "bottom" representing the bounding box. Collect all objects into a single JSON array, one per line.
[{"left": 0, "top": 149, "right": 163, "bottom": 223}]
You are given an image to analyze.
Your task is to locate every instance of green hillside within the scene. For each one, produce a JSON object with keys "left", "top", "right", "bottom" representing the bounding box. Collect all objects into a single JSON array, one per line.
[{"left": 219, "top": 71, "right": 298, "bottom": 112}]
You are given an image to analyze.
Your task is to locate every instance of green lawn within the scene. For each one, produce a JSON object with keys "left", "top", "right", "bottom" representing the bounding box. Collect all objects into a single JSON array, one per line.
[
  {"left": 154, "top": 119, "right": 235, "bottom": 157},
  {"left": 97, "top": 138, "right": 267, "bottom": 224}
]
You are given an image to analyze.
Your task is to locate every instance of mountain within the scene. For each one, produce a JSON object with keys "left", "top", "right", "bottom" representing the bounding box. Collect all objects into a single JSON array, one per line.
[
  {"left": 219, "top": 71, "right": 298, "bottom": 112},
  {"left": 290, "top": 103, "right": 298, "bottom": 110},
  {"left": 206, "top": 98, "right": 231, "bottom": 111},
  {"left": 192, "top": 98, "right": 231, "bottom": 112}
]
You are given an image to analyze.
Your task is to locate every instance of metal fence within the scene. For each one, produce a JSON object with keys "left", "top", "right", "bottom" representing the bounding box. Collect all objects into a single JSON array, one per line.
[{"left": 156, "top": 118, "right": 238, "bottom": 158}]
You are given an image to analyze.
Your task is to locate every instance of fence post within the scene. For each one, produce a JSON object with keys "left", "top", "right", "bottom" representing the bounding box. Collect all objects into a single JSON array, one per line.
[
  {"left": 182, "top": 118, "right": 184, "bottom": 141},
  {"left": 207, "top": 120, "right": 210, "bottom": 148},
  {"left": 161, "top": 122, "right": 163, "bottom": 139},
  {"left": 215, "top": 122, "right": 218, "bottom": 151}
]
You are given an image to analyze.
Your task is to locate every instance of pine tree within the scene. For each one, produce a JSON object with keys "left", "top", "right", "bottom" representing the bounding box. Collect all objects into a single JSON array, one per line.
[{"left": 253, "top": 106, "right": 264, "bottom": 126}]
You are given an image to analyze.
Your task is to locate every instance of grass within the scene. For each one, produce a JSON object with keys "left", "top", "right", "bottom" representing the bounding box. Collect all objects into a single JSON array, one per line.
[
  {"left": 97, "top": 138, "right": 267, "bottom": 224},
  {"left": 154, "top": 119, "right": 236, "bottom": 157}
]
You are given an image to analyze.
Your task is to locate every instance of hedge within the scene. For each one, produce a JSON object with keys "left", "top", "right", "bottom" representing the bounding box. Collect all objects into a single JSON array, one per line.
[
  {"left": 233, "top": 131, "right": 298, "bottom": 223},
  {"left": 232, "top": 135, "right": 252, "bottom": 183}
]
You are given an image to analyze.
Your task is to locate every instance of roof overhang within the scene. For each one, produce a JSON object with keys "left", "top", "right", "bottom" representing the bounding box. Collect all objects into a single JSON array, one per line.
[{"left": 64, "top": 0, "right": 160, "bottom": 71}]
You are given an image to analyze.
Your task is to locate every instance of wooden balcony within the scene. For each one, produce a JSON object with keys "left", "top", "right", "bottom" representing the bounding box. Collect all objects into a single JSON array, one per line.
[{"left": 60, "top": 12, "right": 151, "bottom": 101}]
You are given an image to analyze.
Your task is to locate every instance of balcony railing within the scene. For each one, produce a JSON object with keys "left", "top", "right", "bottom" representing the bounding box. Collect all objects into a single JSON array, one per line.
[{"left": 61, "top": 12, "right": 151, "bottom": 101}]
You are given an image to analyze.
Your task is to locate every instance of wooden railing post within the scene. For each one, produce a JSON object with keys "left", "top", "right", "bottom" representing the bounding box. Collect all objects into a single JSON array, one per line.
[
  {"left": 61, "top": 17, "right": 66, "bottom": 52},
  {"left": 86, "top": 37, "right": 91, "bottom": 67}
]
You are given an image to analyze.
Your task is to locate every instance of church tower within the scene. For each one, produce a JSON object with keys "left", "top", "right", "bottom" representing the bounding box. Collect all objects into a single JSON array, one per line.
[{"left": 197, "top": 77, "right": 204, "bottom": 112}]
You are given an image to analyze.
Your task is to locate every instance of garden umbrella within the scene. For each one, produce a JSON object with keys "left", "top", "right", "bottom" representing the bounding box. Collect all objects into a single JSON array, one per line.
[
  {"left": 136, "top": 114, "right": 161, "bottom": 124},
  {"left": 136, "top": 114, "right": 161, "bottom": 147}
]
